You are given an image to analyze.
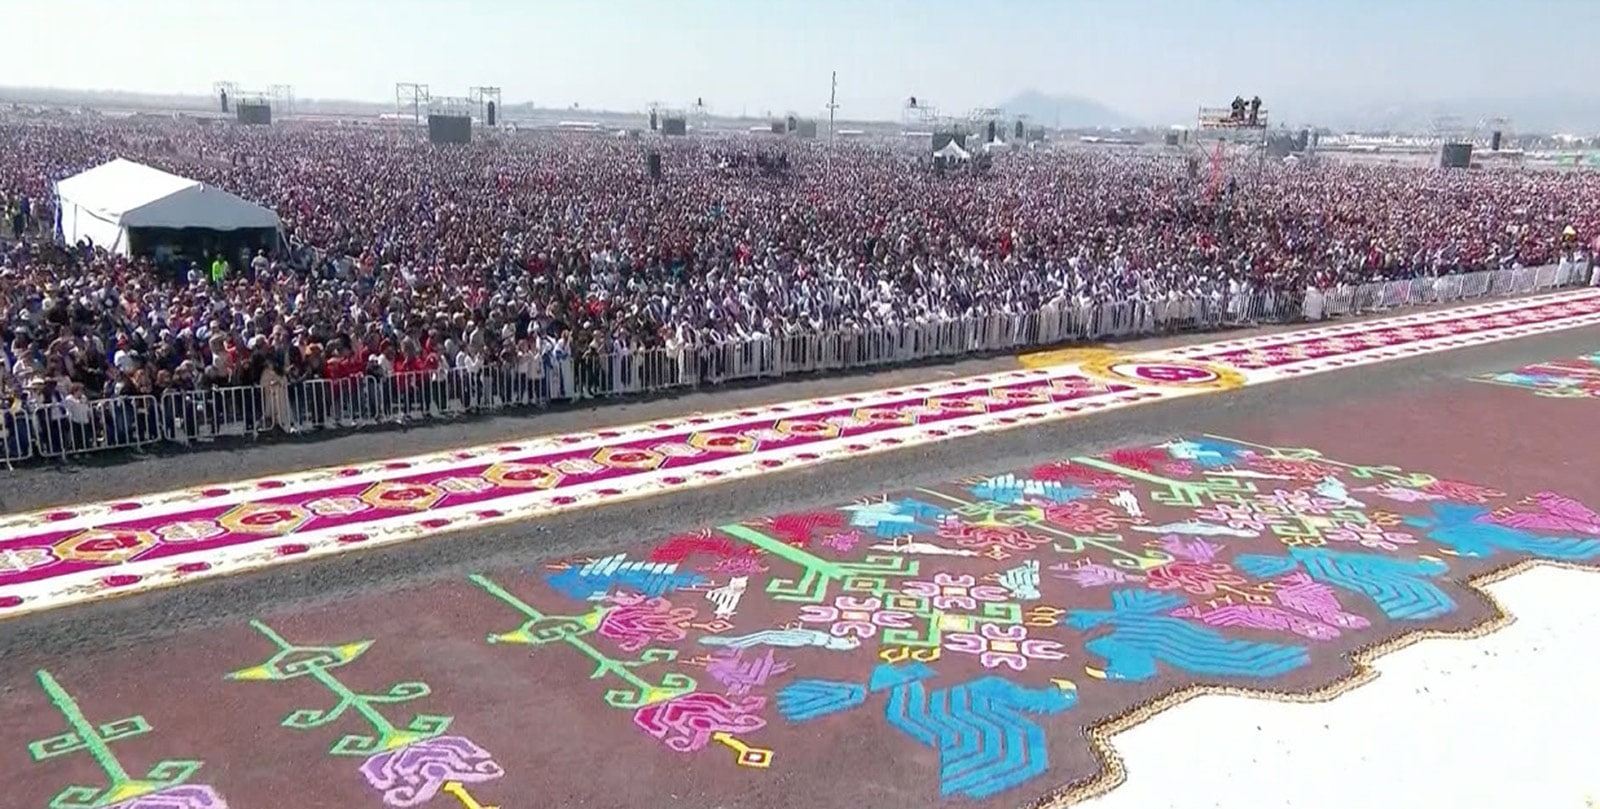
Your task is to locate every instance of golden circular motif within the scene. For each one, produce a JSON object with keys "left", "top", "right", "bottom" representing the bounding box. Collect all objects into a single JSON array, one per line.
[
  {"left": 1077, "top": 356, "right": 1246, "bottom": 391},
  {"left": 1016, "top": 347, "right": 1125, "bottom": 370}
]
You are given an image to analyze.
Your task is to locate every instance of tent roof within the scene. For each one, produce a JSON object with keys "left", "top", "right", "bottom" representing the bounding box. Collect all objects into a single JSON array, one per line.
[
  {"left": 55, "top": 158, "right": 280, "bottom": 231},
  {"left": 934, "top": 140, "right": 971, "bottom": 160}
]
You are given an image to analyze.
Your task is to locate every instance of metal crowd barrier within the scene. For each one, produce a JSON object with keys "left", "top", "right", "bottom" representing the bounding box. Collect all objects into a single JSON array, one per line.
[
  {"left": 4, "top": 262, "right": 1592, "bottom": 465},
  {"left": 15, "top": 395, "right": 164, "bottom": 462}
]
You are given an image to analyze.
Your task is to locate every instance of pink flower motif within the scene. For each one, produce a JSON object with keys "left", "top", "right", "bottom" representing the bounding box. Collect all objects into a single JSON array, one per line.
[
  {"left": 798, "top": 595, "right": 914, "bottom": 639},
  {"left": 819, "top": 531, "right": 861, "bottom": 552},
  {"left": 944, "top": 623, "right": 1066, "bottom": 671},
  {"left": 708, "top": 556, "right": 768, "bottom": 575},
  {"left": 1164, "top": 461, "right": 1197, "bottom": 476},
  {"left": 901, "top": 572, "right": 1010, "bottom": 611},
  {"left": 1051, "top": 561, "right": 1144, "bottom": 588},
  {"left": 599, "top": 593, "right": 697, "bottom": 651},
  {"left": 1323, "top": 521, "right": 1418, "bottom": 552},
  {"left": 937, "top": 520, "right": 1048, "bottom": 552},
  {"left": 1421, "top": 479, "right": 1505, "bottom": 504},
  {"left": 1157, "top": 534, "right": 1224, "bottom": 562},
  {"left": 1251, "top": 458, "right": 1344, "bottom": 481},
  {"left": 1145, "top": 561, "right": 1246, "bottom": 595},
  {"left": 1042, "top": 501, "right": 1126, "bottom": 533}
]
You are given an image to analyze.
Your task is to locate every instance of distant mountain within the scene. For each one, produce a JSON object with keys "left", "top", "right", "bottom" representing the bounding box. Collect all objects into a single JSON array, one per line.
[{"left": 997, "top": 89, "right": 1137, "bottom": 129}]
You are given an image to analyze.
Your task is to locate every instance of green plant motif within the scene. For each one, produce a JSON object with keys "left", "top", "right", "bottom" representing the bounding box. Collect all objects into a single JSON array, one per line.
[
  {"left": 470, "top": 574, "right": 697, "bottom": 708},
  {"left": 720, "top": 523, "right": 920, "bottom": 601},
  {"left": 27, "top": 670, "right": 203, "bottom": 809},
  {"left": 226, "top": 619, "right": 451, "bottom": 756},
  {"left": 907, "top": 486, "right": 1173, "bottom": 570},
  {"left": 1070, "top": 455, "right": 1259, "bottom": 507}
]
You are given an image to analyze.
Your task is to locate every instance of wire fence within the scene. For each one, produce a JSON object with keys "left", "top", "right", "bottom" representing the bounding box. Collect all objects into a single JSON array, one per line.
[{"left": 3, "top": 261, "right": 1593, "bottom": 467}]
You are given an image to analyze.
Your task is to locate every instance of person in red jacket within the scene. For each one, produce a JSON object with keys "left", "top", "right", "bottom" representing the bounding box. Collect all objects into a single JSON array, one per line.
[{"left": 412, "top": 342, "right": 444, "bottom": 412}]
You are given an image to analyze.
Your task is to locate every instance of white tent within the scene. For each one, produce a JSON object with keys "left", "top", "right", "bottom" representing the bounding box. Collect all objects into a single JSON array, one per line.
[
  {"left": 54, "top": 158, "right": 280, "bottom": 256},
  {"left": 934, "top": 140, "right": 972, "bottom": 161}
]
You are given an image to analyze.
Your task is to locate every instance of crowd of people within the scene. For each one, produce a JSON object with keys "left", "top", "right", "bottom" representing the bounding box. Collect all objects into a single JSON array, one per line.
[{"left": 2, "top": 112, "right": 1599, "bottom": 432}]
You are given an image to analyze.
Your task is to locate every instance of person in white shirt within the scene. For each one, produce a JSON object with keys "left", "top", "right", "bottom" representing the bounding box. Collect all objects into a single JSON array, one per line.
[
  {"left": 455, "top": 347, "right": 483, "bottom": 409},
  {"left": 62, "top": 383, "right": 93, "bottom": 450}
]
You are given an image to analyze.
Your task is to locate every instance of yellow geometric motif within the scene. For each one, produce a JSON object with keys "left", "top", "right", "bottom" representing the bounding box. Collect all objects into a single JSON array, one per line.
[
  {"left": 592, "top": 446, "right": 666, "bottom": 471},
  {"left": 774, "top": 419, "right": 840, "bottom": 439},
  {"left": 985, "top": 387, "right": 1052, "bottom": 406},
  {"left": 688, "top": 432, "right": 758, "bottom": 453},
  {"left": 481, "top": 462, "right": 563, "bottom": 490},
  {"left": 851, "top": 408, "right": 916, "bottom": 426},
  {"left": 217, "top": 503, "right": 313, "bottom": 535},
  {"left": 53, "top": 529, "right": 159, "bottom": 564},
  {"left": 359, "top": 482, "right": 446, "bottom": 512}
]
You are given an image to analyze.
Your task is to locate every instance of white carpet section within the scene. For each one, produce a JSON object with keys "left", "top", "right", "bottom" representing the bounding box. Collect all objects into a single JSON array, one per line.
[{"left": 1079, "top": 565, "right": 1600, "bottom": 809}]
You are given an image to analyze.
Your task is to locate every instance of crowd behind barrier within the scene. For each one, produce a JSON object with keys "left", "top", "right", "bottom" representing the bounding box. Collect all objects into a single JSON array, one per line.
[{"left": 3, "top": 261, "right": 1590, "bottom": 467}]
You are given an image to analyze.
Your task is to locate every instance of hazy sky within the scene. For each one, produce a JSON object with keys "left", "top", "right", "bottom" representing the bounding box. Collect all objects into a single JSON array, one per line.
[{"left": 9, "top": 0, "right": 1596, "bottom": 122}]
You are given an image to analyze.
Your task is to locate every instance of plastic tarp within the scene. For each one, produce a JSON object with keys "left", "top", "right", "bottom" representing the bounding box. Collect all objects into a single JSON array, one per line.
[
  {"left": 54, "top": 158, "right": 280, "bottom": 255},
  {"left": 933, "top": 140, "right": 971, "bottom": 161}
]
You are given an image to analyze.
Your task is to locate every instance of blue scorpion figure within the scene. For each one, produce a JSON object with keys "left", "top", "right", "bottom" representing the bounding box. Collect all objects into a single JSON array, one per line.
[
  {"left": 777, "top": 662, "right": 1076, "bottom": 800},
  {"left": 1403, "top": 503, "right": 1600, "bottom": 561},
  {"left": 1235, "top": 546, "right": 1455, "bottom": 621},
  {"left": 1065, "top": 589, "right": 1310, "bottom": 682}
]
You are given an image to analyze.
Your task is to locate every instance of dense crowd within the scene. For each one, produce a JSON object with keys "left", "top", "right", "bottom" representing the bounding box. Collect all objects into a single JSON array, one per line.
[{"left": 3, "top": 113, "right": 1599, "bottom": 416}]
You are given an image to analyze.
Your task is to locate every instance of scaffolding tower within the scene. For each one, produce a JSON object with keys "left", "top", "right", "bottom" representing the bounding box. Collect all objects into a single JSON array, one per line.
[
  {"left": 211, "top": 80, "right": 239, "bottom": 112},
  {"left": 901, "top": 96, "right": 940, "bottom": 132},
  {"left": 1476, "top": 115, "right": 1515, "bottom": 149},
  {"left": 691, "top": 97, "right": 710, "bottom": 132},
  {"left": 1431, "top": 114, "right": 1470, "bottom": 145},
  {"left": 395, "top": 82, "right": 431, "bottom": 125},
  {"left": 469, "top": 86, "right": 503, "bottom": 126},
  {"left": 267, "top": 85, "right": 295, "bottom": 117}
]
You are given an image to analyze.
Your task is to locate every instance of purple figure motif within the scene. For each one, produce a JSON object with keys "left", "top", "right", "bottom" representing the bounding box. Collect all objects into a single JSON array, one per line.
[
  {"left": 107, "top": 786, "right": 229, "bottom": 809},
  {"left": 706, "top": 648, "right": 794, "bottom": 697},
  {"left": 360, "top": 736, "right": 504, "bottom": 808}
]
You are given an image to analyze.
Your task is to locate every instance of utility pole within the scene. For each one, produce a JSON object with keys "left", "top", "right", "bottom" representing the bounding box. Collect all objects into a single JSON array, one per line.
[{"left": 827, "top": 70, "right": 839, "bottom": 148}]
